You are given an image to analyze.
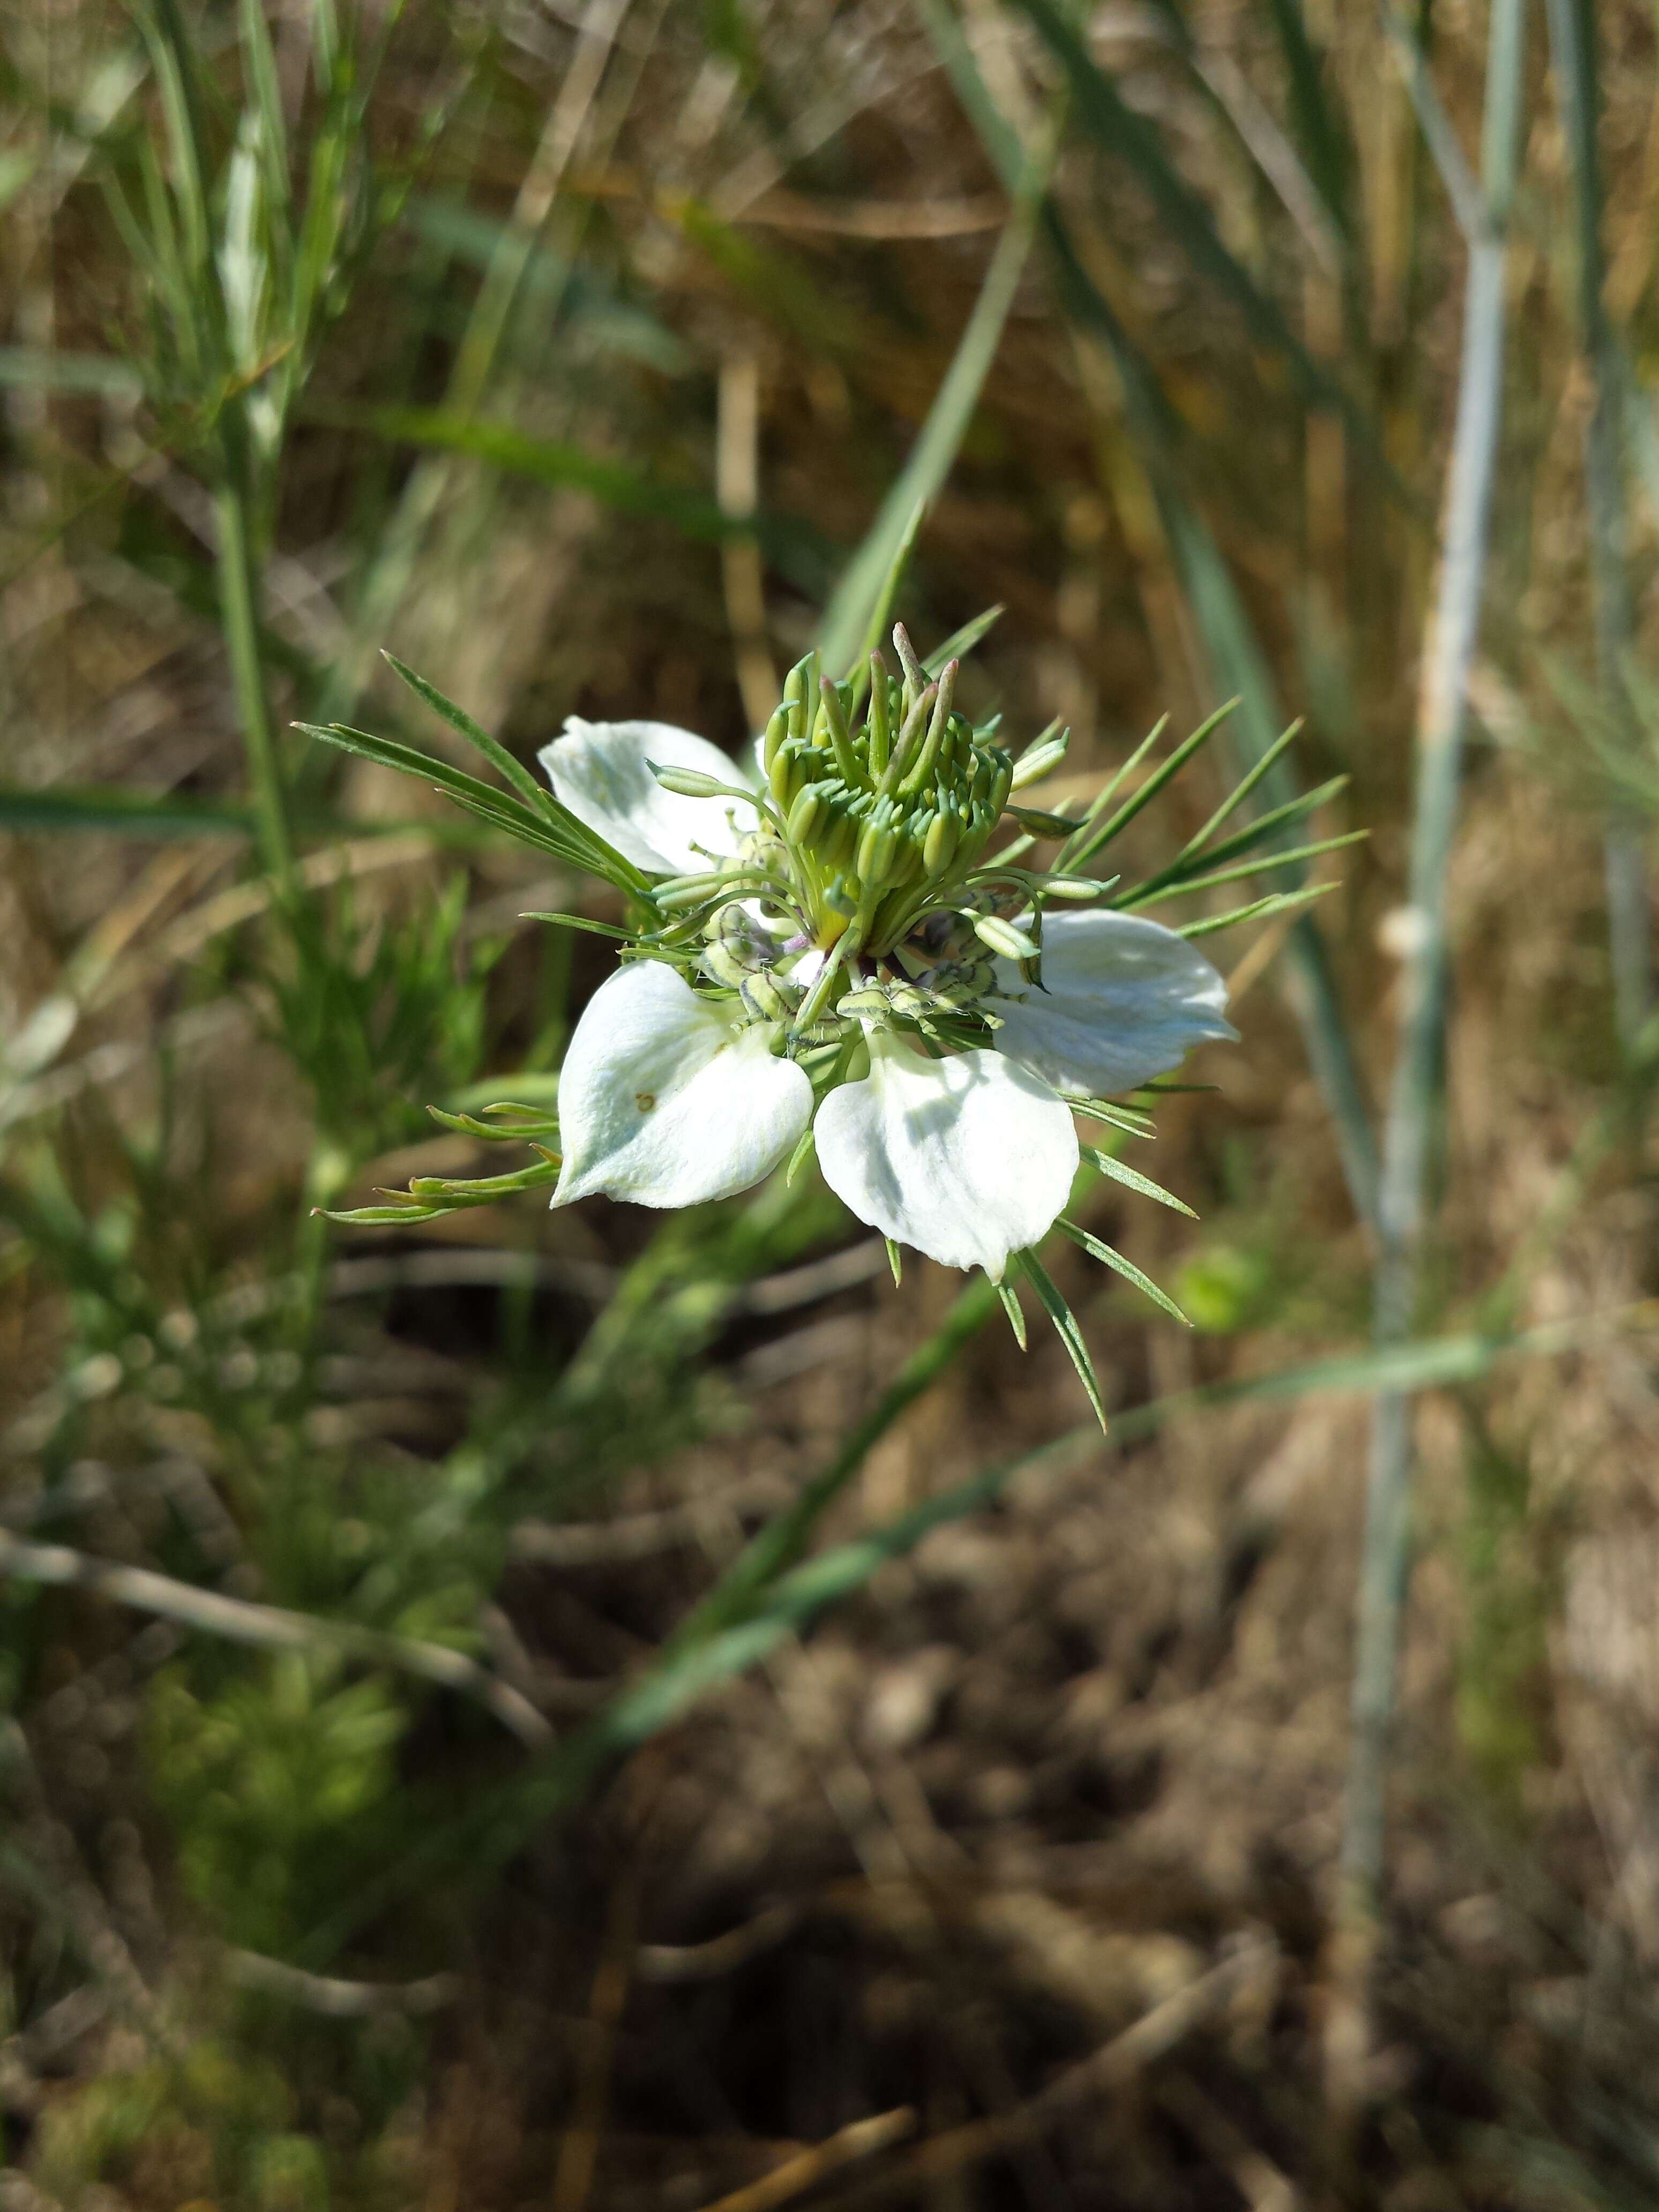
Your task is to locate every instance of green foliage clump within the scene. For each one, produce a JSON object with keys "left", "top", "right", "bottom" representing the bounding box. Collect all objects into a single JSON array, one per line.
[{"left": 147, "top": 1654, "right": 406, "bottom": 1957}]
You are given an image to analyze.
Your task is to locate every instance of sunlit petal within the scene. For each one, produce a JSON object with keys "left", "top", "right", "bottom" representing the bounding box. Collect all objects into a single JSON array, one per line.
[
  {"left": 538, "top": 720, "right": 755, "bottom": 877},
  {"left": 992, "top": 911, "right": 1237, "bottom": 1096},
  {"left": 554, "top": 962, "right": 812, "bottom": 1209},
  {"left": 814, "top": 1031, "right": 1077, "bottom": 1280}
]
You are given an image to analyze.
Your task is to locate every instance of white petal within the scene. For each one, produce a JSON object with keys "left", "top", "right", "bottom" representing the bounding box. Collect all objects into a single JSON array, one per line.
[
  {"left": 814, "top": 1032, "right": 1078, "bottom": 1280},
  {"left": 538, "top": 719, "right": 754, "bottom": 876},
  {"left": 554, "top": 962, "right": 812, "bottom": 1209},
  {"left": 992, "top": 911, "right": 1237, "bottom": 1096}
]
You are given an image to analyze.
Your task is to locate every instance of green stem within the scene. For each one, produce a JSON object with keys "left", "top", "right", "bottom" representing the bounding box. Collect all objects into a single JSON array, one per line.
[{"left": 214, "top": 481, "right": 295, "bottom": 895}]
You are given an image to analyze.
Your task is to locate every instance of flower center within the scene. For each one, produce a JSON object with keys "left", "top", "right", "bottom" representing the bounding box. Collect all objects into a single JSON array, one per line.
[{"left": 761, "top": 646, "right": 1012, "bottom": 960}]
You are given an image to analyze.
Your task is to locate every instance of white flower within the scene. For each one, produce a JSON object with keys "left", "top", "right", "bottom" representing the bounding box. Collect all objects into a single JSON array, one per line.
[{"left": 541, "top": 718, "right": 1237, "bottom": 1279}]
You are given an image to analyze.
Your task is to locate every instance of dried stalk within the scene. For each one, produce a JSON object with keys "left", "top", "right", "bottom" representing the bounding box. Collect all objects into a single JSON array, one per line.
[
  {"left": 1329, "top": 0, "right": 1529, "bottom": 2096},
  {"left": 0, "top": 1530, "right": 552, "bottom": 1750}
]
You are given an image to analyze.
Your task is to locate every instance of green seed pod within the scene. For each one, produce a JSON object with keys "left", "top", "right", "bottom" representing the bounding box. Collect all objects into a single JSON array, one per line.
[
  {"left": 1010, "top": 721, "right": 1069, "bottom": 789},
  {"left": 972, "top": 911, "right": 1039, "bottom": 961},
  {"left": 656, "top": 872, "right": 734, "bottom": 911},
  {"left": 883, "top": 835, "right": 922, "bottom": 888}
]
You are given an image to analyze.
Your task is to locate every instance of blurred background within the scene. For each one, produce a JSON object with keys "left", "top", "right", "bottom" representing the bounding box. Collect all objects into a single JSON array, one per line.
[{"left": 5, "top": 0, "right": 1659, "bottom": 2203}]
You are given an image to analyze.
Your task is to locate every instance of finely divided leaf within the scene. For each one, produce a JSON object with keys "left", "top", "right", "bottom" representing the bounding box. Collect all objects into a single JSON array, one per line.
[
  {"left": 1017, "top": 1249, "right": 1108, "bottom": 1432},
  {"left": 1055, "top": 1217, "right": 1190, "bottom": 1326},
  {"left": 1081, "top": 1146, "right": 1199, "bottom": 1219}
]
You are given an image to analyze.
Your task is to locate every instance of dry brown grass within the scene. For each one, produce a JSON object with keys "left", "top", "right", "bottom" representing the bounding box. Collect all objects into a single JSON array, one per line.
[{"left": 6, "top": 0, "right": 1659, "bottom": 2204}]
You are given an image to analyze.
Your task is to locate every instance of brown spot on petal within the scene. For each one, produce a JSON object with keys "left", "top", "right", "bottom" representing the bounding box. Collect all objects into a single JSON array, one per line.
[{"left": 634, "top": 1092, "right": 656, "bottom": 1112}]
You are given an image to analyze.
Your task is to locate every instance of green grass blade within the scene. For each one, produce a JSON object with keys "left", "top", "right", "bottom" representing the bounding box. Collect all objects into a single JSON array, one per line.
[
  {"left": 915, "top": 0, "right": 1029, "bottom": 189},
  {"left": 842, "top": 500, "right": 925, "bottom": 698},
  {"left": 1012, "top": 0, "right": 1371, "bottom": 431},
  {"left": 996, "top": 1277, "right": 1028, "bottom": 1349},
  {"left": 237, "top": 0, "right": 292, "bottom": 253},
  {"left": 1068, "top": 1097, "right": 1155, "bottom": 1140},
  {"left": 304, "top": 401, "right": 746, "bottom": 544},
  {"left": 319, "top": 1155, "right": 561, "bottom": 1225},
  {"left": 0, "top": 348, "right": 145, "bottom": 400},
  {"left": 814, "top": 146, "right": 1051, "bottom": 676},
  {"left": 1055, "top": 1216, "right": 1190, "bottom": 1326},
  {"left": 682, "top": 1273, "right": 1000, "bottom": 1638},
  {"left": 1016, "top": 1249, "right": 1108, "bottom": 1433},
  {"left": 1264, "top": 0, "right": 1356, "bottom": 244},
  {"left": 924, "top": 604, "right": 1004, "bottom": 677},
  {"left": 1052, "top": 718, "right": 1168, "bottom": 870},
  {"left": 0, "top": 786, "right": 255, "bottom": 836}
]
